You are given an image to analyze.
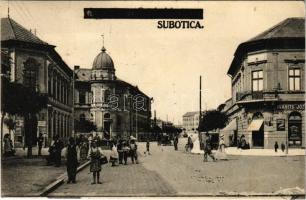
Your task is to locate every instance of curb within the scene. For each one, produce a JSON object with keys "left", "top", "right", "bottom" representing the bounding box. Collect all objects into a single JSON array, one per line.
[{"left": 39, "top": 160, "right": 90, "bottom": 196}]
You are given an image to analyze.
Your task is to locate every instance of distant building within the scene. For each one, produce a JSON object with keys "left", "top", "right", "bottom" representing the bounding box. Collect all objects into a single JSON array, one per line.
[
  {"left": 74, "top": 46, "right": 152, "bottom": 140},
  {"left": 182, "top": 112, "right": 202, "bottom": 132},
  {"left": 1, "top": 17, "right": 73, "bottom": 146},
  {"left": 223, "top": 18, "right": 305, "bottom": 149}
]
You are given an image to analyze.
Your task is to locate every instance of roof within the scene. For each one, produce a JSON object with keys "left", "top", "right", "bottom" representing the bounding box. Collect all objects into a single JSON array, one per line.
[
  {"left": 76, "top": 68, "right": 91, "bottom": 81},
  {"left": 183, "top": 112, "right": 199, "bottom": 117},
  {"left": 227, "top": 18, "right": 305, "bottom": 76},
  {"left": 92, "top": 47, "right": 115, "bottom": 70},
  {"left": 1, "top": 17, "right": 49, "bottom": 45},
  {"left": 248, "top": 18, "right": 304, "bottom": 42}
]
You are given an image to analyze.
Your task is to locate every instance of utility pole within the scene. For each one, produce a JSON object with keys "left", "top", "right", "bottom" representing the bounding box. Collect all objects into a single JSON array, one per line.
[{"left": 136, "top": 106, "right": 138, "bottom": 140}]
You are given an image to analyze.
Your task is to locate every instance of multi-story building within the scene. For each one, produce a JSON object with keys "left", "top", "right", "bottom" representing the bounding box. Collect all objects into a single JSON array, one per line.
[
  {"left": 182, "top": 112, "right": 202, "bottom": 132},
  {"left": 222, "top": 18, "right": 305, "bottom": 149},
  {"left": 1, "top": 17, "right": 73, "bottom": 146},
  {"left": 74, "top": 46, "right": 152, "bottom": 140}
]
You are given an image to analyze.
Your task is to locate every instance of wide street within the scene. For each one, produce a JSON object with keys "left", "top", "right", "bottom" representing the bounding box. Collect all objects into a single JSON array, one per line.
[{"left": 49, "top": 138, "right": 305, "bottom": 197}]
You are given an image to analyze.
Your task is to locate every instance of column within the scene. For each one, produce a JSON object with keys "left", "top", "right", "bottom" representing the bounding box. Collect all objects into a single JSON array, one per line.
[{"left": 55, "top": 73, "right": 58, "bottom": 101}]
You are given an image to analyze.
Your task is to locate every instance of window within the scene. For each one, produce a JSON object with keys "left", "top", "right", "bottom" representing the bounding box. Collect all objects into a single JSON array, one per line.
[
  {"left": 289, "top": 68, "right": 301, "bottom": 91},
  {"left": 252, "top": 70, "right": 263, "bottom": 91},
  {"left": 23, "top": 58, "right": 39, "bottom": 90},
  {"left": 79, "top": 114, "right": 85, "bottom": 122},
  {"left": 79, "top": 91, "right": 86, "bottom": 104}
]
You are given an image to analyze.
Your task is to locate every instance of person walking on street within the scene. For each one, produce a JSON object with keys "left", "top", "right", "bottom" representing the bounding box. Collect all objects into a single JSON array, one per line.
[
  {"left": 37, "top": 133, "right": 44, "bottom": 156},
  {"left": 129, "top": 136, "right": 138, "bottom": 164},
  {"left": 281, "top": 142, "right": 286, "bottom": 152},
  {"left": 88, "top": 141, "right": 104, "bottom": 184},
  {"left": 110, "top": 143, "right": 119, "bottom": 167},
  {"left": 66, "top": 137, "right": 78, "bottom": 184},
  {"left": 122, "top": 141, "right": 129, "bottom": 165},
  {"left": 274, "top": 141, "right": 279, "bottom": 153},
  {"left": 3, "top": 134, "right": 14, "bottom": 157},
  {"left": 145, "top": 139, "right": 150, "bottom": 155},
  {"left": 204, "top": 133, "right": 216, "bottom": 162},
  {"left": 174, "top": 135, "right": 178, "bottom": 151},
  {"left": 117, "top": 140, "right": 124, "bottom": 164},
  {"left": 52, "top": 135, "right": 64, "bottom": 167}
]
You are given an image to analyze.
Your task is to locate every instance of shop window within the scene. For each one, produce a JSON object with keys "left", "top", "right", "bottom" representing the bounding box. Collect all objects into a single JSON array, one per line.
[
  {"left": 252, "top": 70, "right": 263, "bottom": 91},
  {"left": 289, "top": 68, "right": 301, "bottom": 91}
]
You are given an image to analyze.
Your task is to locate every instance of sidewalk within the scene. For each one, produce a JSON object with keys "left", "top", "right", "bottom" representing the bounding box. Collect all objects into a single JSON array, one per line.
[{"left": 1, "top": 147, "right": 88, "bottom": 197}]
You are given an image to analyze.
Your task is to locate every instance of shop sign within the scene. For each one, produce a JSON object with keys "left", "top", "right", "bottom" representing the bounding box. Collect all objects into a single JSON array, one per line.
[
  {"left": 276, "top": 119, "right": 285, "bottom": 131},
  {"left": 277, "top": 104, "right": 305, "bottom": 110}
]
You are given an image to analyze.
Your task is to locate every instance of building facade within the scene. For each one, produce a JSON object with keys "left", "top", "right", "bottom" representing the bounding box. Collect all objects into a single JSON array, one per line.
[
  {"left": 223, "top": 18, "right": 305, "bottom": 149},
  {"left": 1, "top": 17, "right": 73, "bottom": 147},
  {"left": 182, "top": 112, "right": 201, "bottom": 132},
  {"left": 74, "top": 46, "right": 152, "bottom": 140}
]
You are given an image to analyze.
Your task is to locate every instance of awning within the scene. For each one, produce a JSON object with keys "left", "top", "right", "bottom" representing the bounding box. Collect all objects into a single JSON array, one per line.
[
  {"left": 247, "top": 119, "right": 264, "bottom": 131},
  {"left": 221, "top": 120, "right": 237, "bottom": 132}
]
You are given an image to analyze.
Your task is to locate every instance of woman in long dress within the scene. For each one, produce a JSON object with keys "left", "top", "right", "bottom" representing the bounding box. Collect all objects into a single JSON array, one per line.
[
  {"left": 66, "top": 137, "right": 78, "bottom": 183},
  {"left": 109, "top": 143, "right": 119, "bottom": 167},
  {"left": 87, "top": 141, "right": 103, "bottom": 184}
]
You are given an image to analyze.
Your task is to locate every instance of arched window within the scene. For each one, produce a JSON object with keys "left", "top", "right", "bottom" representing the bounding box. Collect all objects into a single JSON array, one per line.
[
  {"left": 80, "top": 113, "right": 86, "bottom": 122},
  {"left": 23, "top": 58, "right": 39, "bottom": 90},
  {"left": 289, "top": 111, "right": 302, "bottom": 121}
]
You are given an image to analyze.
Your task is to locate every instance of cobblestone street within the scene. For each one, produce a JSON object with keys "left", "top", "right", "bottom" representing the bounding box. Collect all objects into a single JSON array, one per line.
[{"left": 48, "top": 139, "right": 305, "bottom": 197}]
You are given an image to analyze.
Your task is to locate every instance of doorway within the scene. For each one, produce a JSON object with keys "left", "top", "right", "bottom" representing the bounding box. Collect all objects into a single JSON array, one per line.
[{"left": 288, "top": 112, "right": 302, "bottom": 147}]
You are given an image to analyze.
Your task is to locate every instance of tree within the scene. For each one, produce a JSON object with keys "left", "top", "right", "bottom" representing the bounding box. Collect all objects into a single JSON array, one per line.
[
  {"left": 2, "top": 75, "right": 47, "bottom": 157},
  {"left": 198, "top": 109, "right": 228, "bottom": 133}
]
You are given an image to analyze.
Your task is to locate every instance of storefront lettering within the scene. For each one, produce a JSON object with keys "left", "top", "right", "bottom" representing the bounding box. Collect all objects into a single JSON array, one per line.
[{"left": 277, "top": 104, "right": 305, "bottom": 110}]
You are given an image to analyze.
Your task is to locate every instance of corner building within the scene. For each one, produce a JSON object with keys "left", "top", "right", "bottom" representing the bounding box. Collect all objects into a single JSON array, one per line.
[
  {"left": 75, "top": 46, "right": 152, "bottom": 140},
  {"left": 224, "top": 18, "right": 305, "bottom": 149}
]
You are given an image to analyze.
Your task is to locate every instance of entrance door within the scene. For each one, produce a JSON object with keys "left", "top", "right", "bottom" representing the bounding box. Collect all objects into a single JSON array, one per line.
[
  {"left": 288, "top": 112, "right": 302, "bottom": 147},
  {"left": 252, "top": 124, "right": 264, "bottom": 147}
]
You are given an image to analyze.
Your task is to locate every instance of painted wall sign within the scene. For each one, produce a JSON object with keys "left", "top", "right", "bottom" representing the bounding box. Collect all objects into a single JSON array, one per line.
[{"left": 276, "top": 119, "right": 285, "bottom": 131}]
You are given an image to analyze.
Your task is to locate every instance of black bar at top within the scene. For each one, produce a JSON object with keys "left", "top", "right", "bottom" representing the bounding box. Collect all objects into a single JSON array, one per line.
[{"left": 84, "top": 8, "right": 203, "bottom": 19}]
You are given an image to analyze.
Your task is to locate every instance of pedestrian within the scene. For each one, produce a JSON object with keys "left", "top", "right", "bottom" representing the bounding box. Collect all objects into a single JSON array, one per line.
[
  {"left": 281, "top": 142, "right": 286, "bottom": 152},
  {"left": 37, "top": 133, "right": 44, "bottom": 156},
  {"left": 88, "top": 141, "right": 103, "bottom": 184},
  {"left": 53, "top": 135, "right": 64, "bottom": 167},
  {"left": 122, "top": 141, "right": 130, "bottom": 165},
  {"left": 204, "top": 133, "right": 216, "bottom": 162},
  {"left": 79, "top": 138, "right": 89, "bottom": 161},
  {"left": 109, "top": 143, "right": 119, "bottom": 167},
  {"left": 129, "top": 136, "right": 138, "bottom": 164},
  {"left": 188, "top": 135, "right": 194, "bottom": 152},
  {"left": 117, "top": 140, "right": 124, "bottom": 164},
  {"left": 173, "top": 135, "right": 178, "bottom": 151},
  {"left": 66, "top": 137, "right": 78, "bottom": 184},
  {"left": 145, "top": 139, "right": 150, "bottom": 155},
  {"left": 4, "top": 134, "right": 14, "bottom": 157},
  {"left": 274, "top": 141, "right": 279, "bottom": 152}
]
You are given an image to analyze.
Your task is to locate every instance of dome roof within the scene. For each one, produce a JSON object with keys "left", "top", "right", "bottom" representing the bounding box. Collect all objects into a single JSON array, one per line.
[{"left": 92, "top": 47, "right": 114, "bottom": 70}]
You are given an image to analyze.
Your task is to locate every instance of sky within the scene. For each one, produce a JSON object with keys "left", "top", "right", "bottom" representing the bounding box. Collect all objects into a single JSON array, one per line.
[{"left": 0, "top": 1, "right": 304, "bottom": 124}]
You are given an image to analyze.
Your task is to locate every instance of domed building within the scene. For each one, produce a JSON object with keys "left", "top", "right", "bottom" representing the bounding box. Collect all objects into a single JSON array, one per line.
[{"left": 74, "top": 45, "right": 152, "bottom": 140}]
